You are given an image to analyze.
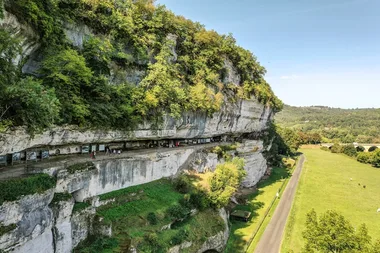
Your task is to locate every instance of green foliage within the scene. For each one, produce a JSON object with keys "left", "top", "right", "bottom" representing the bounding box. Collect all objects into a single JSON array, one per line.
[
  {"left": 74, "top": 236, "right": 118, "bottom": 253},
  {"left": 40, "top": 49, "right": 93, "bottom": 125},
  {"left": 173, "top": 174, "right": 193, "bottom": 194},
  {"left": 342, "top": 144, "right": 357, "bottom": 157},
  {"left": 371, "top": 149, "right": 380, "bottom": 168},
  {"left": 302, "top": 209, "right": 373, "bottom": 253},
  {"left": 166, "top": 204, "right": 190, "bottom": 220},
  {"left": 147, "top": 212, "right": 158, "bottom": 225},
  {"left": 0, "top": 174, "right": 56, "bottom": 205},
  {"left": 66, "top": 162, "right": 96, "bottom": 174},
  {"left": 212, "top": 144, "right": 238, "bottom": 160},
  {"left": 276, "top": 105, "right": 380, "bottom": 144},
  {"left": 50, "top": 192, "right": 72, "bottom": 205},
  {"left": 208, "top": 157, "right": 246, "bottom": 208},
  {"left": 7, "top": 77, "right": 60, "bottom": 134},
  {"left": 72, "top": 202, "right": 91, "bottom": 213},
  {"left": 320, "top": 146, "right": 330, "bottom": 152},
  {"left": 357, "top": 152, "right": 373, "bottom": 164},
  {"left": 330, "top": 143, "right": 342, "bottom": 153},
  {"left": 0, "top": 224, "right": 16, "bottom": 236},
  {"left": 6, "top": 0, "right": 65, "bottom": 45},
  {"left": 189, "top": 189, "right": 211, "bottom": 211},
  {"left": 263, "top": 123, "right": 301, "bottom": 166},
  {"left": 1, "top": 0, "right": 282, "bottom": 133}
]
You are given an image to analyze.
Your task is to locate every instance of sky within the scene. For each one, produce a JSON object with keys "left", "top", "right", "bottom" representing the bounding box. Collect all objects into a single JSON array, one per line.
[{"left": 156, "top": 0, "right": 380, "bottom": 108}]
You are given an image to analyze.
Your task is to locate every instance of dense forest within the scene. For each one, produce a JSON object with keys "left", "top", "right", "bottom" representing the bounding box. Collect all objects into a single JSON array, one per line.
[
  {"left": 0, "top": 0, "right": 282, "bottom": 134},
  {"left": 275, "top": 105, "right": 380, "bottom": 144}
]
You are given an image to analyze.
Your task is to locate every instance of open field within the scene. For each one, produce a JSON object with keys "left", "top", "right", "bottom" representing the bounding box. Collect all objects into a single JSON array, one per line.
[
  {"left": 225, "top": 165, "right": 293, "bottom": 252},
  {"left": 281, "top": 148, "right": 380, "bottom": 252}
]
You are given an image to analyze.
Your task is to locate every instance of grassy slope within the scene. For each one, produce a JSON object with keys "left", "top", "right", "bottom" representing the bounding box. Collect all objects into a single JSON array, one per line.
[
  {"left": 281, "top": 147, "right": 380, "bottom": 252},
  {"left": 75, "top": 179, "right": 224, "bottom": 253},
  {"left": 225, "top": 166, "right": 292, "bottom": 252}
]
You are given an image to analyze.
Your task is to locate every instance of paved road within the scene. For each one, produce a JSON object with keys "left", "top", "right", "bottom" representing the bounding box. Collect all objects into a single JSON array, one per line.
[{"left": 254, "top": 155, "right": 305, "bottom": 253}]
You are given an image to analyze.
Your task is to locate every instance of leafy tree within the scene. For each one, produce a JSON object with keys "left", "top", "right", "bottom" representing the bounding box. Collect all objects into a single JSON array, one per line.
[
  {"left": 208, "top": 157, "right": 246, "bottom": 208},
  {"left": 7, "top": 77, "right": 60, "bottom": 133},
  {"left": 371, "top": 149, "right": 380, "bottom": 168},
  {"left": 357, "top": 152, "right": 373, "bottom": 164},
  {"left": 303, "top": 209, "right": 372, "bottom": 253},
  {"left": 40, "top": 49, "right": 93, "bottom": 125},
  {"left": 330, "top": 143, "right": 342, "bottom": 153},
  {"left": 342, "top": 144, "right": 357, "bottom": 157}
]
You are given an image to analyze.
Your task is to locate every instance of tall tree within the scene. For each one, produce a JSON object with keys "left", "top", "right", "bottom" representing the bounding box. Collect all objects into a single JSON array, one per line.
[{"left": 302, "top": 209, "right": 372, "bottom": 253}]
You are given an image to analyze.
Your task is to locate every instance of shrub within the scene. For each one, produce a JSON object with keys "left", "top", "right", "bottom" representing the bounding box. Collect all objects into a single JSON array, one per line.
[
  {"left": 0, "top": 174, "right": 56, "bottom": 205},
  {"left": 189, "top": 189, "right": 210, "bottom": 210},
  {"left": 50, "top": 192, "right": 72, "bottom": 206},
  {"left": 371, "top": 149, "right": 380, "bottom": 168},
  {"left": 357, "top": 152, "right": 373, "bottom": 164},
  {"left": 147, "top": 212, "right": 158, "bottom": 225},
  {"left": 72, "top": 202, "right": 91, "bottom": 213},
  {"left": 170, "top": 228, "right": 189, "bottom": 245},
  {"left": 0, "top": 224, "right": 16, "bottom": 236},
  {"left": 320, "top": 146, "right": 330, "bottom": 152},
  {"left": 342, "top": 144, "right": 357, "bottom": 157},
  {"left": 330, "top": 144, "right": 342, "bottom": 153},
  {"left": 166, "top": 205, "right": 190, "bottom": 220},
  {"left": 368, "top": 146, "right": 378, "bottom": 152},
  {"left": 173, "top": 175, "right": 192, "bottom": 194}
]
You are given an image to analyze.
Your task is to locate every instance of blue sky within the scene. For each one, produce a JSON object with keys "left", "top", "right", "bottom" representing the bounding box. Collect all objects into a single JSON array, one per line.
[{"left": 157, "top": 0, "right": 380, "bottom": 108}]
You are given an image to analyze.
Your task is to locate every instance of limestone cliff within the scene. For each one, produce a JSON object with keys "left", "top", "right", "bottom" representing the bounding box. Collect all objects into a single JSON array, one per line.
[{"left": 0, "top": 1, "right": 281, "bottom": 252}]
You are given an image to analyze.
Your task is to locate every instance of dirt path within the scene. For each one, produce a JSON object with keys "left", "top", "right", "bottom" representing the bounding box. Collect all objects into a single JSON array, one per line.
[{"left": 254, "top": 155, "right": 305, "bottom": 253}]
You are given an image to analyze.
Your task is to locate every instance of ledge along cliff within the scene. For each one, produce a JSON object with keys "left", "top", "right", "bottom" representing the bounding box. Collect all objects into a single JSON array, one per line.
[{"left": 0, "top": 0, "right": 282, "bottom": 252}]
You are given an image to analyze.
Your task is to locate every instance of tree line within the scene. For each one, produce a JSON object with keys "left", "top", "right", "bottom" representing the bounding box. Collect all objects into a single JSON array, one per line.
[{"left": 276, "top": 105, "right": 380, "bottom": 144}]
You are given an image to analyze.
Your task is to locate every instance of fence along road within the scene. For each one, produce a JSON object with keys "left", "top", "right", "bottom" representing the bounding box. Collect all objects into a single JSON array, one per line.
[{"left": 254, "top": 155, "right": 305, "bottom": 253}]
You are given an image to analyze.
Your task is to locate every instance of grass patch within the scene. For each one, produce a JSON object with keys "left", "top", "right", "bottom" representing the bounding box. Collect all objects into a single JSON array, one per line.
[
  {"left": 225, "top": 165, "right": 292, "bottom": 253},
  {"left": 73, "top": 202, "right": 91, "bottom": 213},
  {"left": 74, "top": 236, "right": 118, "bottom": 253},
  {"left": 0, "top": 174, "right": 56, "bottom": 205},
  {"left": 50, "top": 192, "right": 72, "bottom": 206},
  {"left": 0, "top": 224, "right": 17, "bottom": 236},
  {"left": 76, "top": 179, "right": 225, "bottom": 252},
  {"left": 67, "top": 162, "right": 96, "bottom": 174},
  {"left": 281, "top": 148, "right": 380, "bottom": 252}
]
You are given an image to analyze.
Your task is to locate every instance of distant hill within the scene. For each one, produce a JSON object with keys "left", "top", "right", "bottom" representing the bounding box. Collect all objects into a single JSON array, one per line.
[{"left": 275, "top": 105, "right": 380, "bottom": 143}]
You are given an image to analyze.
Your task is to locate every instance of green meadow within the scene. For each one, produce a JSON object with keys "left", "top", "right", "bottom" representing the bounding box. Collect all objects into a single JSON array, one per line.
[{"left": 282, "top": 147, "right": 380, "bottom": 252}]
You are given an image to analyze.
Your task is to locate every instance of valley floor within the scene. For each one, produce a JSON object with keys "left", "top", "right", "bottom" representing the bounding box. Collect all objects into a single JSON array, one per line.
[{"left": 281, "top": 147, "right": 380, "bottom": 252}]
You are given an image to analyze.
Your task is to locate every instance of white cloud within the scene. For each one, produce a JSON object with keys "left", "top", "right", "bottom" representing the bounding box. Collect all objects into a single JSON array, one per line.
[{"left": 280, "top": 75, "right": 300, "bottom": 80}]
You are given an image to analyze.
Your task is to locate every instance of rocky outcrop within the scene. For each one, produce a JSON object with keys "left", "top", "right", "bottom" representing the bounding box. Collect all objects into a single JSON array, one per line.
[
  {"left": 56, "top": 148, "right": 197, "bottom": 201},
  {"left": 0, "top": 97, "right": 272, "bottom": 156},
  {"left": 0, "top": 10, "right": 40, "bottom": 70},
  {"left": 196, "top": 209, "right": 230, "bottom": 253},
  {"left": 238, "top": 140, "right": 268, "bottom": 187},
  {"left": 0, "top": 189, "right": 54, "bottom": 252}
]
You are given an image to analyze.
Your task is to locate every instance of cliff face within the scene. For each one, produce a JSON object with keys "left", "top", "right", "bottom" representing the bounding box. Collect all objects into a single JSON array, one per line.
[
  {"left": 0, "top": 2, "right": 279, "bottom": 252},
  {"left": 0, "top": 144, "right": 260, "bottom": 253}
]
